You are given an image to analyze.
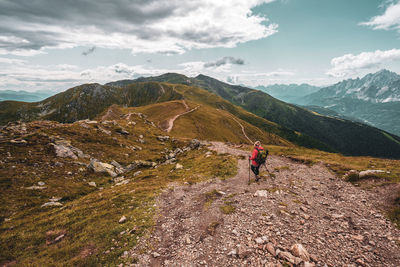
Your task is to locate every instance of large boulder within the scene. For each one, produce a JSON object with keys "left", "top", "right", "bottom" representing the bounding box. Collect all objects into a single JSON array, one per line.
[
  {"left": 88, "top": 159, "right": 117, "bottom": 177},
  {"left": 359, "top": 169, "right": 385, "bottom": 178},
  {"left": 189, "top": 139, "right": 201, "bottom": 149},
  {"left": 50, "top": 139, "right": 87, "bottom": 159},
  {"left": 125, "top": 160, "right": 156, "bottom": 171}
]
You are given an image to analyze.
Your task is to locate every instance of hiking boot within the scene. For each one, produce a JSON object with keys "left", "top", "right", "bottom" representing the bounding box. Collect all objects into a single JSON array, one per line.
[{"left": 255, "top": 176, "right": 260, "bottom": 182}]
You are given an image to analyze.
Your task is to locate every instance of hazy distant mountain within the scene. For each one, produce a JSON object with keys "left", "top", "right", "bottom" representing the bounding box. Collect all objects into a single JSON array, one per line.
[
  {"left": 299, "top": 69, "right": 400, "bottom": 136},
  {"left": 0, "top": 90, "right": 54, "bottom": 102},
  {"left": 255, "top": 84, "right": 320, "bottom": 103}
]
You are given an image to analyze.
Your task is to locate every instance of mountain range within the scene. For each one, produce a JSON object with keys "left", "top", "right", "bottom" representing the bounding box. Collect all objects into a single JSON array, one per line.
[
  {"left": 106, "top": 73, "right": 400, "bottom": 158},
  {"left": 296, "top": 69, "right": 400, "bottom": 136},
  {"left": 1, "top": 73, "right": 400, "bottom": 158}
]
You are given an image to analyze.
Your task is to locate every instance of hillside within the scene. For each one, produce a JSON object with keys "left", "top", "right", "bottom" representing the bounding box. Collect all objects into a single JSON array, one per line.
[
  {"left": 0, "top": 81, "right": 331, "bottom": 154},
  {"left": 106, "top": 73, "right": 400, "bottom": 159},
  {"left": 0, "top": 82, "right": 182, "bottom": 124},
  {"left": 114, "top": 100, "right": 289, "bottom": 146},
  {"left": 1, "top": 117, "right": 400, "bottom": 266}
]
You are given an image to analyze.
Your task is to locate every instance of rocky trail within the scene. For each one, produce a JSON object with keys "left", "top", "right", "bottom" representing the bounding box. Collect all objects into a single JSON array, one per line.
[{"left": 130, "top": 142, "right": 400, "bottom": 267}]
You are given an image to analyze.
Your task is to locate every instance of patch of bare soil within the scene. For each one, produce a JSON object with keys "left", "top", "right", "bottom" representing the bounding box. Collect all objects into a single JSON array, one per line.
[{"left": 129, "top": 142, "right": 400, "bottom": 267}]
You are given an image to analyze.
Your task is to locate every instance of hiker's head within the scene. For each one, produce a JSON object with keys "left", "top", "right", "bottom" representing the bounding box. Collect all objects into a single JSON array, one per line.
[{"left": 254, "top": 141, "right": 260, "bottom": 147}]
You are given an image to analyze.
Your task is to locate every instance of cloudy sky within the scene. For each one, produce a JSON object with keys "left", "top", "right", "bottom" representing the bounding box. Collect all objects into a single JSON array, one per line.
[{"left": 1, "top": 0, "right": 400, "bottom": 92}]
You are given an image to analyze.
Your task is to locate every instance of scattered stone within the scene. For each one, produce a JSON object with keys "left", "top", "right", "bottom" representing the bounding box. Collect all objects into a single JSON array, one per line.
[
  {"left": 255, "top": 237, "right": 264, "bottom": 245},
  {"left": 125, "top": 160, "right": 156, "bottom": 171},
  {"left": 9, "top": 139, "right": 27, "bottom": 145},
  {"left": 50, "top": 197, "right": 62, "bottom": 202},
  {"left": 54, "top": 234, "right": 65, "bottom": 243},
  {"left": 189, "top": 139, "right": 201, "bottom": 149},
  {"left": 98, "top": 126, "right": 111, "bottom": 135},
  {"left": 355, "top": 258, "right": 366, "bottom": 266},
  {"left": 152, "top": 252, "right": 161, "bottom": 258},
  {"left": 88, "top": 181, "right": 97, "bottom": 187},
  {"left": 228, "top": 249, "right": 237, "bottom": 257},
  {"left": 237, "top": 244, "right": 251, "bottom": 259},
  {"left": 50, "top": 138, "right": 87, "bottom": 159},
  {"left": 38, "top": 181, "right": 45, "bottom": 186},
  {"left": 301, "top": 262, "right": 315, "bottom": 267},
  {"left": 116, "top": 127, "right": 129, "bottom": 135},
  {"left": 291, "top": 243, "right": 310, "bottom": 262},
  {"left": 26, "top": 185, "right": 46, "bottom": 190},
  {"left": 133, "top": 171, "right": 142, "bottom": 177},
  {"left": 119, "top": 216, "right": 127, "bottom": 224},
  {"left": 309, "top": 254, "right": 318, "bottom": 262},
  {"left": 41, "top": 201, "right": 63, "bottom": 208},
  {"left": 351, "top": 234, "right": 364, "bottom": 242},
  {"left": 266, "top": 243, "right": 276, "bottom": 256},
  {"left": 88, "top": 159, "right": 117, "bottom": 177},
  {"left": 254, "top": 190, "right": 268, "bottom": 198},
  {"left": 175, "top": 163, "right": 184, "bottom": 170},
  {"left": 331, "top": 214, "right": 344, "bottom": 219},
  {"left": 277, "top": 250, "right": 296, "bottom": 264},
  {"left": 157, "top": 136, "right": 170, "bottom": 142}
]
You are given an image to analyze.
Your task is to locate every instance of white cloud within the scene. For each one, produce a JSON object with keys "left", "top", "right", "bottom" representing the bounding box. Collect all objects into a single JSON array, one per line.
[
  {"left": 326, "top": 49, "right": 400, "bottom": 77},
  {"left": 0, "top": 0, "right": 278, "bottom": 56},
  {"left": 360, "top": 1, "right": 400, "bottom": 31}
]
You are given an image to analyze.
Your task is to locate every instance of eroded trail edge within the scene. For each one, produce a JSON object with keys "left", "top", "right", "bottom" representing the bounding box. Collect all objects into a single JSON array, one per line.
[{"left": 130, "top": 142, "right": 400, "bottom": 266}]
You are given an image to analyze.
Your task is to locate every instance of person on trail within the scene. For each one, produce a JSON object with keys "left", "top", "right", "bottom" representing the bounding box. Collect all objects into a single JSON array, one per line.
[{"left": 249, "top": 141, "right": 267, "bottom": 182}]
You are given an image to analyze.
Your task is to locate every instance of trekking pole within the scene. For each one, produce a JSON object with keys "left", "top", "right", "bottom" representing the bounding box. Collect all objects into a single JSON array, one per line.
[{"left": 248, "top": 158, "right": 251, "bottom": 184}]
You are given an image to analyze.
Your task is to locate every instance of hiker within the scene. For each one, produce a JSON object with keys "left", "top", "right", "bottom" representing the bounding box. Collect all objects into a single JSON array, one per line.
[{"left": 249, "top": 141, "right": 268, "bottom": 182}]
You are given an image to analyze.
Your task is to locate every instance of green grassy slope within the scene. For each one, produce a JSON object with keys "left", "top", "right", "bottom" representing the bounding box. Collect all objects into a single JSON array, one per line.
[{"left": 125, "top": 100, "right": 290, "bottom": 146}]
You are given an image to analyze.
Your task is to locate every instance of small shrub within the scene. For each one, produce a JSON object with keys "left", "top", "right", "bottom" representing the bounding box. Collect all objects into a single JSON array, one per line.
[
  {"left": 346, "top": 172, "right": 360, "bottom": 182},
  {"left": 388, "top": 207, "right": 400, "bottom": 228},
  {"left": 207, "top": 221, "right": 220, "bottom": 235},
  {"left": 220, "top": 204, "right": 235, "bottom": 214}
]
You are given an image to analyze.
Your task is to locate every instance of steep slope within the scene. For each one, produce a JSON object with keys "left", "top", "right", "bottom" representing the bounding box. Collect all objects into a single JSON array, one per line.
[{"left": 107, "top": 73, "right": 400, "bottom": 158}]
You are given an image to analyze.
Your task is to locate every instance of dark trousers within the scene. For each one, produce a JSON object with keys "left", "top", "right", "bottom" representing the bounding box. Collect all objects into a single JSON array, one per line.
[{"left": 251, "top": 165, "right": 260, "bottom": 176}]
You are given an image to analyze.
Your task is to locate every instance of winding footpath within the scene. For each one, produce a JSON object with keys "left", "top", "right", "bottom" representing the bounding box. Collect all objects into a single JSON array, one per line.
[
  {"left": 165, "top": 100, "right": 200, "bottom": 133},
  {"left": 130, "top": 142, "right": 400, "bottom": 267}
]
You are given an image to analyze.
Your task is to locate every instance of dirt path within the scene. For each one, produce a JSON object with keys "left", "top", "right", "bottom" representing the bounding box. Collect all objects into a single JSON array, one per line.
[
  {"left": 156, "top": 84, "right": 166, "bottom": 102},
  {"left": 165, "top": 100, "right": 200, "bottom": 133},
  {"left": 130, "top": 142, "right": 400, "bottom": 266},
  {"left": 225, "top": 112, "right": 253, "bottom": 144}
]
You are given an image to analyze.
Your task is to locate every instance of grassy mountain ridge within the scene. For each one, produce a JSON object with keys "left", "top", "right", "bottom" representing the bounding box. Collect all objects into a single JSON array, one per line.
[
  {"left": 111, "top": 73, "right": 400, "bottom": 158},
  {"left": 0, "top": 82, "right": 182, "bottom": 124},
  {"left": 0, "top": 81, "right": 330, "bottom": 152},
  {"left": 2, "top": 77, "right": 400, "bottom": 158}
]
